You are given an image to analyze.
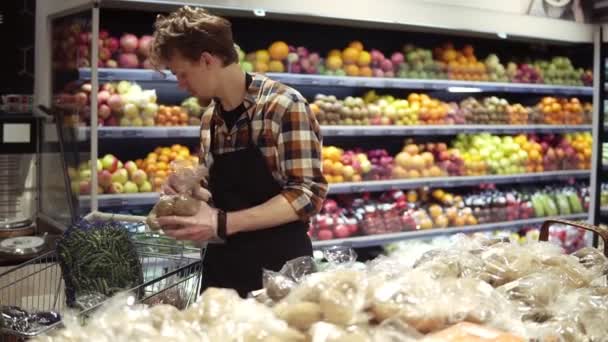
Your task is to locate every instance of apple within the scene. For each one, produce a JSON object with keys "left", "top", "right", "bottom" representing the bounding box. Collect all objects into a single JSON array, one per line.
[
  {"left": 123, "top": 103, "right": 139, "bottom": 119},
  {"left": 101, "top": 154, "right": 119, "bottom": 172},
  {"left": 317, "top": 229, "right": 334, "bottom": 240},
  {"left": 124, "top": 181, "right": 139, "bottom": 193},
  {"left": 99, "top": 104, "right": 111, "bottom": 119},
  {"left": 108, "top": 94, "right": 123, "bottom": 111},
  {"left": 333, "top": 224, "right": 350, "bottom": 238},
  {"left": 120, "top": 33, "right": 138, "bottom": 53},
  {"left": 79, "top": 168, "right": 92, "bottom": 180},
  {"left": 138, "top": 180, "right": 153, "bottom": 193},
  {"left": 106, "top": 59, "right": 118, "bottom": 68},
  {"left": 108, "top": 182, "right": 124, "bottom": 194},
  {"left": 116, "top": 80, "right": 132, "bottom": 94},
  {"left": 131, "top": 169, "right": 148, "bottom": 186},
  {"left": 98, "top": 170, "right": 113, "bottom": 188},
  {"left": 79, "top": 180, "right": 91, "bottom": 195},
  {"left": 142, "top": 103, "right": 158, "bottom": 118},
  {"left": 124, "top": 161, "right": 138, "bottom": 176},
  {"left": 111, "top": 168, "right": 128, "bottom": 184},
  {"left": 131, "top": 117, "right": 143, "bottom": 127},
  {"left": 96, "top": 159, "right": 103, "bottom": 172}
]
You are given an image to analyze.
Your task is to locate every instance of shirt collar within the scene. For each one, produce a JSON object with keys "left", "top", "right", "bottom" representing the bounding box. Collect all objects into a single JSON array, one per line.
[{"left": 211, "top": 72, "right": 268, "bottom": 127}]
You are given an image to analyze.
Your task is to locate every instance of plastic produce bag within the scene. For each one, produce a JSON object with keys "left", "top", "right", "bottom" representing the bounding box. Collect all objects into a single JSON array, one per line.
[
  {"left": 572, "top": 246, "right": 608, "bottom": 276},
  {"left": 262, "top": 256, "right": 317, "bottom": 301},
  {"left": 275, "top": 269, "right": 369, "bottom": 328},
  {"left": 412, "top": 249, "right": 485, "bottom": 280},
  {"left": 497, "top": 272, "right": 564, "bottom": 322},
  {"left": 421, "top": 322, "right": 524, "bottom": 342},
  {"left": 147, "top": 161, "right": 210, "bottom": 231}
]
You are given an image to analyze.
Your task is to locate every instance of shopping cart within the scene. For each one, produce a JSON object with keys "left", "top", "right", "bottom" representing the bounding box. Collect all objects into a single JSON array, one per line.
[{"left": 0, "top": 213, "right": 202, "bottom": 341}]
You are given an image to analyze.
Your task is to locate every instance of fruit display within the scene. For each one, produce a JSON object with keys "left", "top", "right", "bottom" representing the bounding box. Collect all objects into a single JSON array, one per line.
[
  {"left": 460, "top": 96, "right": 510, "bottom": 124},
  {"left": 55, "top": 80, "right": 158, "bottom": 127},
  {"left": 68, "top": 154, "right": 153, "bottom": 195},
  {"left": 454, "top": 133, "right": 528, "bottom": 175},
  {"left": 535, "top": 57, "right": 585, "bottom": 86},
  {"left": 136, "top": 144, "right": 198, "bottom": 191},
  {"left": 313, "top": 92, "right": 590, "bottom": 127},
  {"left": 564, "top": 132, "right": 593, "bottom": 170},
  {"left": 507, "top": 103, "right": 529, "bottom": 125},
  {"left": 309, "top": 182, "right": 586, "bottom": 241},
  {"left": 434, "top": 43, "right": 489, "bottom": 81},
  {"left": 536, "top": 97, "right": 588, "bottom": 125},
  {"left": 397, "top": 44, "right": 447, "bottom": 80},
  {"left": 53, "top": 20, "right": 593, "bottom": 86},
  {"left": 392, "top": 142, "right": 445, "bottom": 179},
  {"left": 52, "top": 21, "right": 155, "bottom": 70},
  {"left": 154, "top": 105, "right": 189, "bottom": 126},
  {"left": 507, "top": 62, "right": 542, "bottom": 84},
  {"left": 322, "top": 146, "right": 371, "bottom": 184},
  {"left": 484, "top": 54, "right": 509, "bottom": 82}
]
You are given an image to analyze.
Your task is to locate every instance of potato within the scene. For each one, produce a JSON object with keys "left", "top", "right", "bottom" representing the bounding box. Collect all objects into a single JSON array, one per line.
[
  {"left": 155, "top": 197, "right": 175, "bottom": 217},
  {"left": 173, "top": 194, "right": 200, "bottom": 216}
]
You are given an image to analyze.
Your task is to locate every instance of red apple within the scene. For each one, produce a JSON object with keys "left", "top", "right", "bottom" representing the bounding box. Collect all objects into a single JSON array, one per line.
[
  {"left": 334, "top": 224, "right": 350, "bottom": 238},
  {"left": 317, "top": 229, "right": 334, "bottom": 240}
]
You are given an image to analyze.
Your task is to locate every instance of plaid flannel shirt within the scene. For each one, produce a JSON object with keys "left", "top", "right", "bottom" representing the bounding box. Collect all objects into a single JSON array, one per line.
[{"left": 199, "top": 73, "right": 328, "bottom": 221}]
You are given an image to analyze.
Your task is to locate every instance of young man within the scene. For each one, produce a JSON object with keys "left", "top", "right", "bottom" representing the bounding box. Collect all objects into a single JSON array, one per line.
[{"left": 150, "top": 6, "right": 327, "bottom": 297}]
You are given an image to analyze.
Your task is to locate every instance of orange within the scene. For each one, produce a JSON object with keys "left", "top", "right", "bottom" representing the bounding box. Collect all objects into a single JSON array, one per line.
[
  {"left": 357, "top": 50, "right": 371, "bottom": 67},
  {"left": 254, "top": 61, "right": 269, "bottom": 73},
  {"left": 255, "top": 50, "right": 270, "bottom": 64},
  {"left": 171, "top": 144, "right": 181, "bottom": 152},
  {"left": 328, "top": 49, "right": 341, "bottom": 58},
  {"left": 158, "top": 155, "right": 169, "bottom": 164},
  {"left": 345, "top": 64, "right": 359, "bottom": 76},
  {"left": 161, "top": 147, "right": 171, "bottom": 156},
  {"left": 342, "top": 47, "right": 360, "bottom": 64},
  {"left": 268, "top": 60, "right": 285, "bottom": 73},
  {"left": 348, "top": 40, "right": 364, "bottom": 51},
  {"left": 326, "top": 55, "right": 343, "bottom": 71},
  {"left": 359, "top": 66, "right": 373, "bottom": 77},
  {"left": 179, "top": 112, "right": 188, "bottom": 123},
  {"left": 268, "top": 41, "right": 289, "bottom": 60}
]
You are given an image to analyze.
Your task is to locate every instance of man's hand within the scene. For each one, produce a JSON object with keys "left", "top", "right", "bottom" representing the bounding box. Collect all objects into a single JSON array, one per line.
[{"left": 157, "top": 201, "right": 219, "bottom": 241}]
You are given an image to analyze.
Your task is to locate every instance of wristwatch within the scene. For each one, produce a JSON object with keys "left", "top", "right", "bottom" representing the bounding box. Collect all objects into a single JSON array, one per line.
[{"left": 217, "top": 209, "right": 227, "bottom": 241}]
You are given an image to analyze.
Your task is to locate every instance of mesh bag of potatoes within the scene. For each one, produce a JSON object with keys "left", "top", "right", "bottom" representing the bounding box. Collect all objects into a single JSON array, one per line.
[{"left": 146, "top": 160, "right": 210, "bottom": 231}]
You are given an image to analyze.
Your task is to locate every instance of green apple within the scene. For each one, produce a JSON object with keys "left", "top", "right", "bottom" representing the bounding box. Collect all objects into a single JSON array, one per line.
[
  {"left": 138, "top": 180, "right": 152, "bottom": 193},
  {"left": 124, "top": 181, "right": 138, "bottom": 193},
  {"left": 111, "top": 169, "right": 128, "bottom": 185}
]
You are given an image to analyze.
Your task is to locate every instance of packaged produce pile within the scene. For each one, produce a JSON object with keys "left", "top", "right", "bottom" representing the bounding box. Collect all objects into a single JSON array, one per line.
[{"left": 31, "top": 232, "right": 608, "bottom": 342}]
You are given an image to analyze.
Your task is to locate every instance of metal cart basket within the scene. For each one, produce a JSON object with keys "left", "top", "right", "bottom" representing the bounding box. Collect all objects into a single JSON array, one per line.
[{"left": 0, "top": 225, "right": 202, "bottom": 340}]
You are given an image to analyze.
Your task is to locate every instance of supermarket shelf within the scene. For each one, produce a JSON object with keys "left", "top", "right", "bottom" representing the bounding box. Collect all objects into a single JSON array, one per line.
[
  {"left": 80, "top": 171, "right": 589, "bottom": 208},
  {"left": 312, "top": 213, "right": 589, "bottom": 249},
  {"left": 267, "top": 73, "right": 593, "bottom": 95},
  {"left": 75, "top": 125, "right": 592, "bottom": 140},
  {"left": 79, "top": 193, "right": 160, "bottom": 208},
  {"left": 79, "top": 68, "right": 592, "bottom": 95},
  {"left": 322, "top": 125, "right": 592, "bottom": 136},
  {"left": 328, "top": 170, "right": 590, "bottom": 194},
  {"left": 76, "top": 126, "right": 199, "bottom": 139}
]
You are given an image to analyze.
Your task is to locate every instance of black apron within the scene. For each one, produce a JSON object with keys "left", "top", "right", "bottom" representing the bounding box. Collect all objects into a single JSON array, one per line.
[{"left": 201, "top": 108, "right": 313, "bottom": 298}]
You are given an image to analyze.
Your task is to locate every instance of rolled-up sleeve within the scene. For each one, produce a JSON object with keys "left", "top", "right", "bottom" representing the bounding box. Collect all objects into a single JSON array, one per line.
[{"left": 275, "top": 97, "right": 328, "bottom": 221}]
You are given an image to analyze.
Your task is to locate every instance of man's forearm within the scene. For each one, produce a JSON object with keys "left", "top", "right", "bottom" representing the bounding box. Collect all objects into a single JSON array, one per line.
[{"left": 226, "top": 194, "right": 300, "bottom": 235}]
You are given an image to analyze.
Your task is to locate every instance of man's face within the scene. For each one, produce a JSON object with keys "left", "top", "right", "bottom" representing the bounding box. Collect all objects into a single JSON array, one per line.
[{"left": 167, "top": 51, "right": 219, "bottom": 99}]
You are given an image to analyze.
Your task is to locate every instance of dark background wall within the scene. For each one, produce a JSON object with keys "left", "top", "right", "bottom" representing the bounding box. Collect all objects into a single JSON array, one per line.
[{"left": 1, "top": 0, "right": 36, "bottom": 96}]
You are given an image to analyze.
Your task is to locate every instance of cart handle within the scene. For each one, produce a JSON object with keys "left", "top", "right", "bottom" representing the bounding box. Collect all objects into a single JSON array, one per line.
[{"left": 540, "top": 219, "right": 608, "bottom": 257}]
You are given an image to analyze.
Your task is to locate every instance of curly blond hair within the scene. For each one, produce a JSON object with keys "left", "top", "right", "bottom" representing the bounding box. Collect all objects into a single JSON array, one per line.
[{"left": 150, "top": 6, "right": 238, "bottom": 67}]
